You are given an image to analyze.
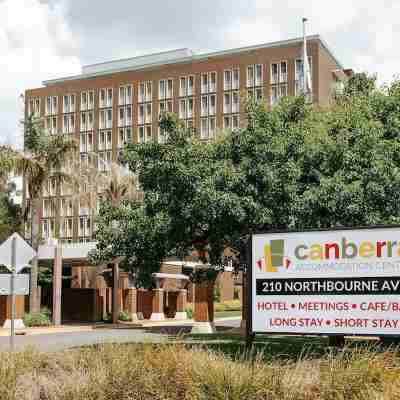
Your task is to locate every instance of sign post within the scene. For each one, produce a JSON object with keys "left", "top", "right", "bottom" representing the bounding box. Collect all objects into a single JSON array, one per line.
[
  {"left": 0, "top": 233, "right": 36, "bottom": 350},
  {"left": 250, "top": 226, "right": 400, "bottom": 339}
]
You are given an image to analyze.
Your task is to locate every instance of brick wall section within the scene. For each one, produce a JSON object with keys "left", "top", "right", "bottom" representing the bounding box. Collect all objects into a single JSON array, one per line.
[
  {"left": 0, "top": 296, "right": 25, "bottom": 326},
  {"left": 24, "top": 38, "right": 346, "bottom": 243}
]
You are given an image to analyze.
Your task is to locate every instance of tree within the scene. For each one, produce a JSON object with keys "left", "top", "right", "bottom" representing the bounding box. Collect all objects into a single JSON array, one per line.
[
  {"left": 0, "top": 181, "right": 22, "bottom": 243},
  {"left": 0, "top": 113, "right": 77, "bottom": 312},
  {"left": 91, "top": 76, "right": 400, "bottom": 322}
]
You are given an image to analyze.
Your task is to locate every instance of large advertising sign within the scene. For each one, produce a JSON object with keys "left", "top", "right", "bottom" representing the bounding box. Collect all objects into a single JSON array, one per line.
[{"left": 251, "top": 227, "right": 400, "bottom": 336}]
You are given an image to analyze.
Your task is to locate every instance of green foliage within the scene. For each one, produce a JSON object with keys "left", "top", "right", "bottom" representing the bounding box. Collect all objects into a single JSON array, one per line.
[
  {"left": 91, "top": 76, "right": 400, "bottom": 284},
  {"left": 185, "top": 304, "right": 194, "bottom": 319},
  {"left": 0, "top": 182, "right": 22, "bottom": 242},
  {"left": 214, "top": 300, "right": 242, "bottom": 312},
  {"left": 213, "top": 287, "right": 221, "bottom": 302},
  {"left": 103, "top": 311, "right": 132, "bottom": 322},
  {"left": 23, "top": 308, "right": 52, "bottom": 327},
  {"left": 118, "top": 311, "right": 132, "bottom": 322}
]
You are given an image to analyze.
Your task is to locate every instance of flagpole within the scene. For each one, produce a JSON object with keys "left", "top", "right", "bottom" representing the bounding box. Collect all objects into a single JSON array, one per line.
[{"left": 302, "top": 17, "right": 308, "bottom": 95}]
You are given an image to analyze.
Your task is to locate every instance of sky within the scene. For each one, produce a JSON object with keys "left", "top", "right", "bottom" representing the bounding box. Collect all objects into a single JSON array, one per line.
[{"left": 0, "top": 0, "right": 399, "bottom": 148}]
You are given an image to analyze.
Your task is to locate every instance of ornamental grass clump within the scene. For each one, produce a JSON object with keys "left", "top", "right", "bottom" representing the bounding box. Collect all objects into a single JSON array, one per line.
[{"left": 0, "top": 344, "right": 399, "bottom": 399}]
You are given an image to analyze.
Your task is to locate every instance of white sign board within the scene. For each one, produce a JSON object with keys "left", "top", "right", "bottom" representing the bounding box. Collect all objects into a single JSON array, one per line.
[
  {"left": 251, "top": 227, "right": 400, "bottom": 336},
  {"left": 0, "top": 274, "right": 30, "bottom": 295},
  {"left": 0, "top": 233, "right": 36, "bottom": 273}
]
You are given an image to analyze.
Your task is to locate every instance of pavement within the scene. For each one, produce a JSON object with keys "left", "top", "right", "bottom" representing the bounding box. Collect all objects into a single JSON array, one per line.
[{"left": 0, "top": 318, "right": 241, "bottom": 352}]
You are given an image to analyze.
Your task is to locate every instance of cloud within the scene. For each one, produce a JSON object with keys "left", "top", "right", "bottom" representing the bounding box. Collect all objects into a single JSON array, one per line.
[
  {"left": 1, "top": 0, "right": 399, "bottom": 148},
  {"left": 0, "top": 0, "right": 80, "bottom": 148},
  {"left": 57, "top": 0, "right": 399, "bottom": 85}
]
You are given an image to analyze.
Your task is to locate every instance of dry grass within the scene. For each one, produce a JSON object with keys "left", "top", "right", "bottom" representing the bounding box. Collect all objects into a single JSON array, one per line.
[{"left": 0, "top": 344, "right": 400, "bottom": 399}]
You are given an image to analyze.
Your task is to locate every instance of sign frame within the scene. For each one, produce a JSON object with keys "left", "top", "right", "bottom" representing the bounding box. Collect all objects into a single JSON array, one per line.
[{"left": 247, "top": 224, "right": 400, "bottom": 339}]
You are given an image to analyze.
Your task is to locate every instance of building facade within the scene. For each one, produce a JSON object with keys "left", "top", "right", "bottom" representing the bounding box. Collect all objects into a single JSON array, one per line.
[
  {"left": 25, "top": 35, "right": 349, "bottom": 245},
  {"left": 23, "top": 34, "right": 351, "bottom": 321}
]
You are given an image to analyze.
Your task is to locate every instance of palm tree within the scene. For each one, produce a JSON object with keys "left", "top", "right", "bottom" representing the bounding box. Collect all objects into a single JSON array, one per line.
[
  {"left": 0, "top": 113, "right": 77, "bottom": 312},
  {"left": 68, "top": 156, "right": 141, "bottom": 323}
]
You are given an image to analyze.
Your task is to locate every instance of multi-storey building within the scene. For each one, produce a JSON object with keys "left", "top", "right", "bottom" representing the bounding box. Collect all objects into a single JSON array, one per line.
[{"left": 25, "top": 34, "right": 350, "bottom": 245}]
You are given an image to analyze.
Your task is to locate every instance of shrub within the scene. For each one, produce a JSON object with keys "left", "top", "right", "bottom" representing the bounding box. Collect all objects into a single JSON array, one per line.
[
  {"left": 23, "top": 308, "right": 52, "bottom": 327},
  {"left": 185, "top": 303, "right": 194, "bottom": 319},
  {"left": 214, "top": 300, "right": 242, "bottom": 312},
  {"left": 103, "top": 311, "right": 133, "bottom": 322},
  {"left": 213, "top": 287, "right": 221, "bottom": 302},
  {"left": 118, "top": 311, "right": 132, "bottom": 322}
]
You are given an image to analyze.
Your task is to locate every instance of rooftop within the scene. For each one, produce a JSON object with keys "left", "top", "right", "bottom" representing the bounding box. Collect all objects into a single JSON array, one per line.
[{"left": 43, "top": 34, "right": 342, "bottom": 86}]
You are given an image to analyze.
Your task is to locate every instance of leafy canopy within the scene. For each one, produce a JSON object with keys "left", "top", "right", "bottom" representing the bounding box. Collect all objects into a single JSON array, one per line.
[{"left": 91, "top": 74, "right": 400, "bottom": 284}]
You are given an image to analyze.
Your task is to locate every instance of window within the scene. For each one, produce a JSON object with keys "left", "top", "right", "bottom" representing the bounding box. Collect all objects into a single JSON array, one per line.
[
  {"left": 180, "top": 77, "right": 187, "bottom": 97},
  {"left": 118, "top": 127, "right": 132, "bottom": 148},
  {"left": 41, "top": 219, "right": 55, "bottom": 240},
  {"left": 224, "top": 93, "right": 231, "bottom": 114},
  {"left": 42, "top": 199, "right": 56, "bottom": 218},
  {"left": 80, "top": 91, "right": 94, "bottom": 111},
  {"left": 138, "top": 104, "right": 145, "bottom": 125},
  {"left": 179, "top": 99, "right": 186, "bottom": 119},
  {"left": 98, "top": 130, "right": 112, "bottom": 151},
  {"left": 98, "top": 150, "right": 112, "bottom": 171},
  {"left": 201, "top": 96, "right": 208, "bottom": 117},
  {"left": 28, "top": 98, "right": 41, "bottom": 116},
  {"left": 224, "top": 115, "right": 240, "bottom": 130},
  {"left": 138, "top": 81, "right": 153, "bottom": 143},
  {"left": 223, "top": 115, "right": 240, "bottom": 131},
  {"left": 45, "top": 116, "right": 57, "bottom": 135},
  {"left": 145, "top": 104, "right": 152, "bottom": 123},
  {"left": 159, "top": 80, "right": 165, "bottom": 100},
  {"left": 224, "top": 70, "right": 232, "bottom": 91},
  {"left": 295, "top": 57, "right": 313, "bottom": 98},
  {"left": 119, "top": 86, "right": 125, "bottom": 106},
  {"left": 119, "top": 85, "right": 133, "bottom": 106},
  {"left": 200, "top": 117, "right": 216, "bottom": 140},
  {"left": 80, "top": 111, "right": 93, "bottom": 132},
  {"left": 99, "top": 88, "right": 113, "bottom": 108},
  {"left": 138, "top": 126, "right": 145, "bottom": 143},
  {"left": 118, "top": 107, "right": 125, "bottom": 127},
  {"left": 139, "top": 83, "right": 146, "bottom": 103},
  {"left": 247, "top": 66, "right": 254, "bottom": 88},
  {"left": 62, "top": 114, "right": 75, "bottom": 134},
  {"left": 146, "top": 125, "right": 152, "bottom": 142},
  {"left": 201, "top": 71, "right": 217, "bottom": 94},
  {"left": 178, "top": 75, "right": 195, "bottom": 123},
  {"left": 79, "top": 216, "right": 91, "bottom": 238},
  {"left": 223, "top": 68, "right": 240, "bottom": 131},
  {"left": 61, "top": 218, "right": 73, "bottom": 238},
  {"left": 45, "top": 96, "right": 58, "bottom": 116},
  {"left": 247, "top": 64, "right": 263, "bottom": 88},
  {"left": 188, "top": 75, "right": 194, "bottom": 96},
  {"left": 233, "top": 69, "right": 240, "bottom": 90},
  {"left": 270, "top": 60, "right": 288, "bottom": 106},
  {"left": 80, "top": 132, "right": 93, "bottom": 153},
  {"left": 60, "top": 198, "right": 74, "bottom": 217},
  {"left": 63, "top": 94, "right": 75, "bottom": 113}
]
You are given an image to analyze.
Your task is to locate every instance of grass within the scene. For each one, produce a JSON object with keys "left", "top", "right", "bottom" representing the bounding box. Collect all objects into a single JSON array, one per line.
[
  {"left": 214, "top": 310, "right": 242, "bottom": 319},
  {"left": 1, "top": 340, "right": 400, "bottom": 399}
]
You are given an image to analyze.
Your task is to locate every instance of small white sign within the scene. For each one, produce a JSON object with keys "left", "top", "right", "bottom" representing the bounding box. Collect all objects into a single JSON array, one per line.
[
  {"left": 0, "top": 274, "right": 30, "bottom": 295},
  {"left": 0, "top": 233, "right": 36, "bottom": 273},
  {"left": 252, "top": 227, "right": 400, "bottom": 336}
]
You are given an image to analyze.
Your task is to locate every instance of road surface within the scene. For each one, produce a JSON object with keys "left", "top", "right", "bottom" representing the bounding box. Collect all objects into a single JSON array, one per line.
[{"left": 0, "top": 318, "right": 240, "bottom": 352}]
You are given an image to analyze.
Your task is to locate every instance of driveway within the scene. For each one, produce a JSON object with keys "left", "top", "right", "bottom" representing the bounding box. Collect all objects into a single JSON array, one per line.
[
  {"left": 0, "top": 318, "right": 241, "bottom": 352},
  {"left": 0, "top": 328, "right": 165, "bottom": 352}
]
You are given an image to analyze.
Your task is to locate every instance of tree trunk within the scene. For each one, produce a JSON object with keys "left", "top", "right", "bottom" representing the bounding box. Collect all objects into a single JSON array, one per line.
[
  {"left": 112, "top": 262, "right": 120, "bottom": 324},
  {"left": 194, "top": 279, "right": 215, "bottom": 323},
  {"left": 29, "top": 197, "right": 40, "bottom": 313}
]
